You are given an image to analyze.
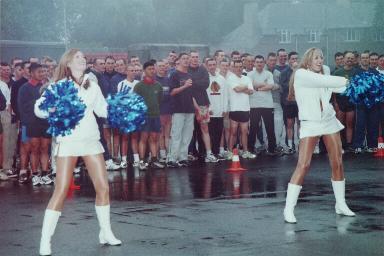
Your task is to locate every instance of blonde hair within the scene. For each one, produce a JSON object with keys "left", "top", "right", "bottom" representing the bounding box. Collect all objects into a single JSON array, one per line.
[
  {"left": 287, "top": 47, "right": 324, "bottom": 101},
  {"left": 53, "top": 48, "right": 89, "bottom": 89}
]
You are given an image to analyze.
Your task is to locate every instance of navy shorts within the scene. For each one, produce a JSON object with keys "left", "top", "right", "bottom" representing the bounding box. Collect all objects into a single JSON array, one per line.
[{"left": 139, "top": 117, "right": 161, "bottom": 132}]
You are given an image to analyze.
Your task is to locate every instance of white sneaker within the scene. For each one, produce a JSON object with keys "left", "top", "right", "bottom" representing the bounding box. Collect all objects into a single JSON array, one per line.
[
  {"left": 32, "top": 175, "right": 41, "bottom": 186},
  {"left": 41, "top": 175, "right": 54, "bottom": 185},
  {"left": 314, "top": 145, "right": 320, "bottom": 154},
  {"left": 226, "top": 151, "right": 233, "bottom": 160},
  {"left": 138, "top": 160, "right": 147, "bottom": 170},
  {"left": 73, "top": 167, "right": 82, "bottom": 174},
  {"left": 105, "top": 159, "right": 120, "bottom": 171},
  {"left": 0, "top": 170, "right": 9, "bottom": 181},
  {"left": 120, "top": 160, "right": 127, "bottom": 168},
  {"left": 132, "top": 161, "right": 140, "bottom": 167},
  {"left": 241, "top": 151, "right": 256, "bottom": 159},
  {"left": 205, "top": 153, "right": 219, "bottom": 163}
]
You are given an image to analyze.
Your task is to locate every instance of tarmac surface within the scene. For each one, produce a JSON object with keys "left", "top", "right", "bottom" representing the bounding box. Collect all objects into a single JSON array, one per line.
[{"left": 1, "top": 153, "right": 383, "bottom": 256}]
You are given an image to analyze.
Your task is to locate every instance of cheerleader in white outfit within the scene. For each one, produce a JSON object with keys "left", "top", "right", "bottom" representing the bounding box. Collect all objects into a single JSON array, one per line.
[
  {"left": 35, "top": 49, "right": 121, "bottom": 255},
  {"left": 283, "top": 48, "right": 355, "bottom": 223}
]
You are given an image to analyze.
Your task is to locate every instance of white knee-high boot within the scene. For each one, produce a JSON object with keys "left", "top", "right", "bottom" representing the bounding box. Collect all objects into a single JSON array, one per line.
[
  {"left": 283, "top": 183, "right": 302, "bottom": 223},
  {"left": 39, "top": 209, "right": 61, "bottom": 256},
  {"left": 95, "top": 205, "right": 122, "bottom": 245},
  {"left": 331, "top": 179, "right": 355, "bottom": 216}
]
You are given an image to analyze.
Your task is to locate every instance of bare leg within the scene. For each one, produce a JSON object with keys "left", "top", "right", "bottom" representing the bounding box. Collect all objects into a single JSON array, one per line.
[
  {"left": 131, "top": 132, "right": 139, "bottom": 154},
  {"left": 30, "top": 138, "right": 41, "bottom": 173},
  {"left": 139, "top": 132, "right": 149, "bottom": 160},
  {"left": 47, "top": 156, "right": 78, "bottom": 211},
  {"left": 40, "top": 138, "right": 51, "bottom": 172},
  {"left": 121, "top": 134, "right": 128, "bottom": 158},
  {"left": 20, "top": 142, "right": 30, "bottom": 170},
  {"left": 345, "top": 111, "right": 354, "bottom": 145},
  {"left": 200, "top": 123, "right": 212, "bottom": 153},
  {"left": 323, "top": 132, "right": 355, "bottom": 216},
  {"left": 323, "top": 133, "right": 344, "bottom": 181},
  {"left": 289, "top": 137, "right": 319, "bottom": 185},
  {"left": 149, "top": 132, "right": 159, "bottom": 158},
  {"left": 228, "top": 120, "right": 239, "bottom": 151},
  {"left": 103, "top": 128, "right": 112, "bottom": 156},
  {"left": 286, "top": 118, "right": 295, "bottom": 146},
  {"left": 82, "top": 154, "right": 110, "bottom": 206},
  {"left": 112, "top": 128, "right": 120, "bottom": 159},
  {"left": 240, "top": 122, "right": 249, "bottom": 152}
]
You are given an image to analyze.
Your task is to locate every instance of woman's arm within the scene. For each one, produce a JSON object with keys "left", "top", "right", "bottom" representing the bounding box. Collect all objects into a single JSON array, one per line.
[
  {"left": 295, "top": 68, "right": 347, "bottom": 88},
  {"left": 93, "top": 82, "right": 108, "bottom": 118}
]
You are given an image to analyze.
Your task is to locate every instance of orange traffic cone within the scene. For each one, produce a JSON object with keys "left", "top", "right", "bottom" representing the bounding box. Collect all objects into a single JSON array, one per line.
[
  {"left": 226, "top": 148, "right": 247, "bottom": 172},
  {"left": 374, "top": 137, "right": 384, "bottom": 158}
]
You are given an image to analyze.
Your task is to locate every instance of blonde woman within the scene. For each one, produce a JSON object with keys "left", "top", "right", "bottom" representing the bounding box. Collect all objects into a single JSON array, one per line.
[
  {"left": 283, "top": 48, "right": 355, "bottom": 223},
  {"left": 34, "top": 49, "right": 121, "bottom": 255}
]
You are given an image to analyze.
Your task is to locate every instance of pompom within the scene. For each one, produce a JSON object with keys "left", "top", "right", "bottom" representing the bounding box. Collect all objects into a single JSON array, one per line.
[
  {"left": 343, "top": 72, "right": 384, "bottom": 108},
  {"left": 107, "top": 89, "right": 147, "bottom": 133},
  {"left": 38, "top": 79, "right": 86, "bottom": 136}
]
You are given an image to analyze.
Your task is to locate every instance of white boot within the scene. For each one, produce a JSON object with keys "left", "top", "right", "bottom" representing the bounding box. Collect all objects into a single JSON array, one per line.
[
  {"left": 331, "top": 179, "right": 355, "bottom": 216},
  {"left": 95, "top": 205, "right": 122, "bottom": 245},
  {"left": 283, "top": 183, "right": 302, "bottom": 223},
  {"left": 39, "top": 209, "right": 61, "bottom": 255}
]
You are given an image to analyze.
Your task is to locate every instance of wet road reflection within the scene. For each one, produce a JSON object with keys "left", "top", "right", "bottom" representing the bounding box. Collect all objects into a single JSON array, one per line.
[{"left": 76, "top": 157, "right": 295, "bottom": 202}]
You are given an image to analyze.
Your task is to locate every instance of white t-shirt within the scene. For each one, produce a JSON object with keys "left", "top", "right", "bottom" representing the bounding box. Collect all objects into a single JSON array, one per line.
[
  {"left": 227, "top": 72, "right": 253, "bottom": 112},
  {"left": 207, "top": 73, "right": 228, "bottom": 117},
  {"left": 117, "top": 79, "right": 139, "bottom": 93},
  {"left": 0, "top": 80, "right": 11, "bottom": 105},
  {"left": 248, "top": 69, "right": 274, "bottom": 108},
  {"left": 377, "top": 67, "right": 384, "bottom": 74}
]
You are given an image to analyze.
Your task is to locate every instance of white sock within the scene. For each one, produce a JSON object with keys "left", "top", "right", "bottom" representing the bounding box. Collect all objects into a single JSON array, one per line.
[
  {"left": 288, "top": 140, "right": 293, "bottom": 148},
  {"left": 219, "top": 147, "right": 225, "bottom": 154},
  {"left": 122, "top": 156, "right": 127, "bottom": 162},
  {"left": 207, "top": 150, "right": 212, "bottom": 155},
  {"left": 160, "top": 149, "right": 166, "bottom": 158},
  {"left": 133, "top": 154, "right": 139, "bottom": 162}
]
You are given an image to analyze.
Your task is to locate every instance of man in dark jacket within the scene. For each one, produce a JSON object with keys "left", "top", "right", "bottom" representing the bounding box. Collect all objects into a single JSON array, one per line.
[
  {"left": 18, "top": 63, "right": 52, "bottom": 186},
  {"left": 188, "top": 51, "right": 217, "bottom": 163}
]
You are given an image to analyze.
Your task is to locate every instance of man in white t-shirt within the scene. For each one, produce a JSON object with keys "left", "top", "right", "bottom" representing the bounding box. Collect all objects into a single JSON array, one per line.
[
  {"left": 116, "top": 64, "right": 140, "bottom": 168},
  {"left": 248, "top": 55, "right": 279, "bottom": 156},
  {"left": 227, "top": 60, "right": 256, "bottom": 159}
]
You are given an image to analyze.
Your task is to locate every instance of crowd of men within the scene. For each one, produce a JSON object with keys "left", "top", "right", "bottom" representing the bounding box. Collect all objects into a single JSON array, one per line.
[{"left": 0, "top": 48, "right": 383, "bottom": 185}]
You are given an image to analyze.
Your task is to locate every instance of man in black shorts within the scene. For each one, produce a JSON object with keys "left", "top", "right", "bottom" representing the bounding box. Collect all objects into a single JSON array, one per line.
[
  {"left": 18, "top": 63, "right": 52, "bottom": 186},
  {"left": 226, "top": 60, "right": 255, "bottom": 159},
  {"left": 333, "top": 51, "right": 357, "bottom": 152},
  {"left": 280, "top": 52, "right": 299, "bottom": 154}
]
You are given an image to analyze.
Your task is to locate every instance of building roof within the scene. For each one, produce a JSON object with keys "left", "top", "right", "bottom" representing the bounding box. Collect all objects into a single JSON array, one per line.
[
  {"left": 219, "top": 0, "right": 375, "bottom": 51},
  {"left": 259, "top": 1, "right": 375, "bottom": 35}
]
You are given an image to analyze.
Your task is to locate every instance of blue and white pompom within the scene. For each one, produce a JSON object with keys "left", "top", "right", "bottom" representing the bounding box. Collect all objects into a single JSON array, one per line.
[
  {"left": 343, "top": 72, "right": 384, "bottom": 108},
  {"left": 107, "top": 89, "right": 147, "bottom": 133},
  {"left": 38, "top": 79, "right": 86, "bottom": 137}
]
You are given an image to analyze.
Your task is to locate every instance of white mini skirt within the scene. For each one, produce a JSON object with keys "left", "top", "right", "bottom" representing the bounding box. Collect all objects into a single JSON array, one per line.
[
  {"left": 299, "top": 116, "right": 344, "bottom": 139},
  {"left": 54, "top": 140, "right": 104, "bottom": 157}
]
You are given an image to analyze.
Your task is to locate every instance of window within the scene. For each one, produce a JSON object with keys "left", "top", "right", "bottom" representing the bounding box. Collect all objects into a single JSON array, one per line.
[
  {"left": 346, "top": 28, "right": 360, "bottom": 42},
  {"left": 279, "top": 29, "right": 291, "bottom": 43},
  {"left": 374, "top": 31, "right": 384, "bottom": 41},
  {"left": 308, "top": 29, "right": 320, "bottom": 43}
]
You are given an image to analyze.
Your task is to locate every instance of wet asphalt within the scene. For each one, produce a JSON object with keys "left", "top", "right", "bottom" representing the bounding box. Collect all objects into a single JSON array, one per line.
[{"left": 0, "top": 153, "right": 383, "bottom": 256}]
